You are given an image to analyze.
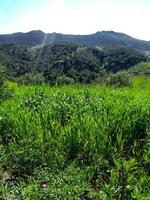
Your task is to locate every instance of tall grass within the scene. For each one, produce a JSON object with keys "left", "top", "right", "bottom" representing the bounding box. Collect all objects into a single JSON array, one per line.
[{"left": 0, "top": 85, "right": 150, "bottom": 199}]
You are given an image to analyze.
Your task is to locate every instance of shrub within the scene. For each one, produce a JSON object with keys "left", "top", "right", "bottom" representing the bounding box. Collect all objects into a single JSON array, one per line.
[
  {"left": 0, "top": 65, "right": 13, "bottom": 102},
  {"left": 56, "top": 75, "right": 74, "bottom": 86},
  {"left": 17, "top": 73, "right": 44, "bottom": 85},
  {"left": 106, "top": 73, "right": 132, "bottom": 87}
]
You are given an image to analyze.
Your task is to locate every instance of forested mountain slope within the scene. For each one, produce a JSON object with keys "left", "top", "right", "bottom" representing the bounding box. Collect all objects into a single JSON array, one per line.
[
  {"left": 0, "top": 42, "right": 147, "bottom": 84},
  {"left": 0, "top": 30, "right": 150, "bottom": 51}
]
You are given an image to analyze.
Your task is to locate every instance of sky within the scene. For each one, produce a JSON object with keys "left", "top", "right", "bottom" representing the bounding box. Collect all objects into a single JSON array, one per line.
[{"left": 0, "top": 0, "right": 149, "bottom": 40}]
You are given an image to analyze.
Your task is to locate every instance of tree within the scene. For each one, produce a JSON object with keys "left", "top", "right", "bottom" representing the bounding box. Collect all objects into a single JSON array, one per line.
[
  {"left": 0, "top": 65, "right": 13, "bottom": 102},
  {"left": 17, "top": 73, "right": 45, "bottom": 85},
  {"left": 106, "top": 73, "right": 132, "bottom": 87},
  {"left": 56, "top": 75, "right": 74, "bottom": 86},
  {"left": 103, "top": 46, "right": 147, "bottom": 72},
  {"left": 0, "top": 65, "right": 6, "bottom": 87}
]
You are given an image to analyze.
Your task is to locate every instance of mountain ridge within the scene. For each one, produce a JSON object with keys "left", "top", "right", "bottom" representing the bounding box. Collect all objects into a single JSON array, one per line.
[{"left": 0, "top": 30, "right": 150, "bottom": 52}]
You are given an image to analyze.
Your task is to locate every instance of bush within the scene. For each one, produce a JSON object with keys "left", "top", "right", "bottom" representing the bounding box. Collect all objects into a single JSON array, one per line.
[
  {"left": 106, "top": 73, "right": 132, "bottom": 87},
  {"left": 0, "top": 65, "right": 13, "bottom": 102},
  {"left": 56, "top": 75, "right": 74, "bottom": 86},
  {"left": 17, "top": 73, "right": 44, "bottom": 85},
  {"left": 0, "top": 65, "right": 6, "bottom": 87}
]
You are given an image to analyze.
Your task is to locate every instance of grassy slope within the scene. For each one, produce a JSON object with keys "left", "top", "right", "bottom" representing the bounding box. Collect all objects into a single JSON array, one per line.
[
  {"left": 132, "top": 76, "right": 150, "bottom": 89},
  {"left": 0, "top": 85, "right": 150, "bottom": 199},
  {"left": 130, "top": 62, "right": 150, "bottom": 90}
]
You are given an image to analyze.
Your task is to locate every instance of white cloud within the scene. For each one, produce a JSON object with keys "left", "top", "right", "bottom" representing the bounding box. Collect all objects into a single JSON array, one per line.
[{"left": 1, "top": 0, "right": 150, "bottom": 40}]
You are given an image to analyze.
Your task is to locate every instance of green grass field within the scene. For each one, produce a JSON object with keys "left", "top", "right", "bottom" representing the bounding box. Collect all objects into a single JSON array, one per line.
[
  {"left": 132, "top": 76, "right": 150, "bottom": 90},
  {"left": 0, "top": 84, "right": 150, "bottom": 199}
]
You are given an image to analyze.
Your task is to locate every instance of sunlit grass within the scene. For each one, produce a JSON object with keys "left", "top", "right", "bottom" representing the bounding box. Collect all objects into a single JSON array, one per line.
[
  {"left": 0, "top": 84, "right": 150, "bottom": 199},
  {"left": 132, "top": 76, "right": 150, "bottom": 90}
]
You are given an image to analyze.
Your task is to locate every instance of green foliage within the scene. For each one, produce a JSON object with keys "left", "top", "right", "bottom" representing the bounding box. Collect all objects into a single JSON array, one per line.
[
  {"left": 0, "top": 43, "right": 147, "bottom": 85},
  {"left": 132, "top": 76, "right": 150, "bottom": 89},
  {"left": 0, "top": 164, "right": 91, "bottom": 200},
  {"left": 0, "top": 30, "right": 150, "bottom": 51},
  {"left": 41, "top": 44, "right": 104, "bottom": 84},
  {"left": 106, "top": 73, "right": 132, "bottom": 87},
  {"left": 56, "top": 75, "right": 74, "bottom": 86},
  {"left": 0, "top": 65, "right": 6, "bottom": 87},
  {"left": 0, "top": 85, "right": 150, "bottom": 199},
  {"left": 23, "top": 164, "right": 89, "bottom": 200},
  {"left": 103, "top": 46, "right": 147, "bottom": 72},
  {"left": 0, "top": 43, "right": 32, "bottom": 77},
  {"left": 99, "top": 158, "right": 149, "bottom": 200},
  {"left": 127, "top": 62, "right": 150, "bottom": 76},
  {"left": 21, "top": 89, "right": 49, "bottom": 111},
  {"left": 0, "top": 65, "right": 13, "bottom": 102},
  {"left": 17, "top": 73, "right": 44, "bottom": 85}
]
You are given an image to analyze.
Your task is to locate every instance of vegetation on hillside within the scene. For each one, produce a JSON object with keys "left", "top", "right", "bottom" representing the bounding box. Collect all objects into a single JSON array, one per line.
[
  {"left": 0, "top": 43, "right": 147, "bottom": 85},
  {"left": 103, "top": 46, "right": 147, "bottom": 72},
  {"left": 0, "top": 85, "right": 150, "bottom": 199},
  {"left": 0, "top": 65, "right": 13, "bottom": 102},
  {"left": 127, "top": 62, "right": 150, "bottom": 76},
  {"left": 0, "top": 43, "right": 32, "bottom": 77},
  {"left": 106, "top": 72, "right": 132, "bottom": 87},
  {"left": 0, "top": 39, "right": 150, "bottom": 199},
  {"left": 0, "top": 30, "right": 150, "bottom": 51}
]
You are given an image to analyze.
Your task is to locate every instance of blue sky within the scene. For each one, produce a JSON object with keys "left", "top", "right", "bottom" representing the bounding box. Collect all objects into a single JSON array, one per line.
[{"left": 0, "top": 0, "right": 150, "bottom": 40}]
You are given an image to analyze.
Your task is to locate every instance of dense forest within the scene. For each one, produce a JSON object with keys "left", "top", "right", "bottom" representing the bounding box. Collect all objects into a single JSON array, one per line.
[{"left": 0, "top": 42, "right": 147, "bottom": 85}]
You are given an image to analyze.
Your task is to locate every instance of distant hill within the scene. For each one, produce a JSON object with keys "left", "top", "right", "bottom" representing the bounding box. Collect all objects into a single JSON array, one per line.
[
  {"left": 0, "top": 30, "right": 150, "bottom": 52},
  {"left": 0, "top": 30, "right": 44, "bottom": 47}
]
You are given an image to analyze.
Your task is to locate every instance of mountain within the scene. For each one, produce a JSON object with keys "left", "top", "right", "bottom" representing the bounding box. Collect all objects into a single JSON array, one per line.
[
  {"left": 0, "top": 30, "right": 150, "bottom": 52},
  {"left": 0, "top": 30, "right": 45, "bottom": 46}
]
